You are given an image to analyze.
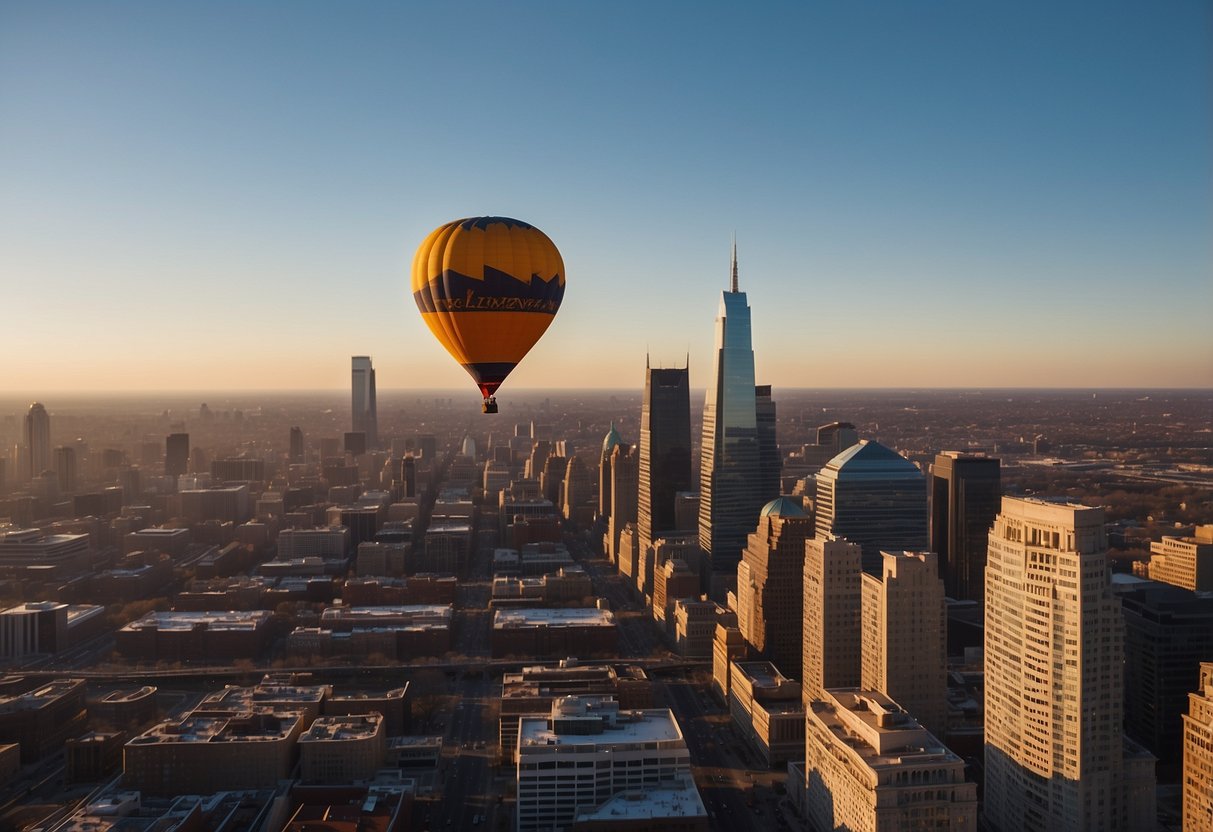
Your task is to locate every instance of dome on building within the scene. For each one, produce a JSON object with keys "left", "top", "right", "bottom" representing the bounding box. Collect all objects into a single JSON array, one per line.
[
  {"left": 602, "top": 422, "right": 623, "bottom": 454},
  {"left": 759, "top": 496, "right": 806, "bottom": 518}
]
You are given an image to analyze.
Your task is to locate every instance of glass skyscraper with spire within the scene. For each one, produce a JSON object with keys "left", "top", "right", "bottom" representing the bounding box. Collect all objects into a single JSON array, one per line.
[{"left": 698, "top": 244, "right": 765, "bottom": 597}]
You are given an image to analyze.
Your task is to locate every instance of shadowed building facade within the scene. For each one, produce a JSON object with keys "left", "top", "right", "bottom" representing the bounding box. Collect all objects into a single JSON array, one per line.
[
  {"left": 735, "top": 498, "right": 812, "bottom": 680},
  {"left": 930, "top": 452, "right": 1001, "bottom": 602},
  {"left": 638, "top": 363, "right": 692, "bottom": 596}
]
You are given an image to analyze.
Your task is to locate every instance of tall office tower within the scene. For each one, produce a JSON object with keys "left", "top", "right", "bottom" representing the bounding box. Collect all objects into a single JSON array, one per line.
[
  {"left": 698, "top": 245, "right": 763, "bottom": 599},
  {"left": 755, "top": 385, "right": 780, "bottom": 501},
  {"left": 802, "top": 535, "right": 863, "bottom": 703},
  {"left": 598, "top": 423, "right": 623, "bottom": 519},
  {"left": 860, "top": 551, "right": 947, "bottom": 738},
  {"left": 735, "top": 498, "right": 813, "bottom": 679},
  {"left": 984, "top": 497, "right": 1153, "bottom": 832},
  {"left": 815, "top": 440, "right": 927, "bottom": 574},
  {"left": 350, "top": 356, "right": 378, "bottom": 449},
  {"left": 1184, "top": 662, "right": 1213, "bottom": 832},
  {"left": 638, "top": 364, "right": 692, "bottom": 587},
  {"left": 53, "top": 446, "right": 77, "bottom": 494},
  {"left": 930, "top": 452, "right": 1001, "bottom": 602},
  {"left": 289, "top": 426, "right": 304, "bottom": 463},
  {"left": 23, "top": 402, "right": 50, "bottom": 478},
  {"left": 165, "top": 433, "right": 190, "bottom": 478},
  {"left": 1146, "top": 526, "right": 1213, "bottom": 591},
  {"left": 606, "top": 445, "right": 638, "bottom": 564}
]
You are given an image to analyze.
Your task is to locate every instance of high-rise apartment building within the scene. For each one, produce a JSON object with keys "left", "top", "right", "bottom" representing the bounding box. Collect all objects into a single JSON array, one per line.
[
  {"left": 1183, "top": 662, "right": 1213, "bottom": 832},
  {"left": 930, "top": 452, "right": 1001, "bottom": 602},
  {"left": 815, "top": 440, "right": 927, "bottom": 574},
  {"left": 23, "top": 403, "right": 50, "bottom": 479},
  {"left": 860, "top": 550, "right": 947, "bottom": 739},
  {"left": 802, "top": 535, "right": 863, "bottom": 703},
  {"left": 598, "top": 423, "right": 623, "bottom": 519},
  {"left": 736, "top": 498, "right": 812, "bottom": 679},
  {"left": 165, "top": 433, "right": 190, "bottom": 479},
  {"left": 699, "top": 245, "right": 763, "bottom": 597},
  {"left": 984, "top": 497, "right": 1153, "bottom": 832},
  {"left": 351, "top": 356, "right": 378, "bottom": 449},
  {"left": 638, "top": 364, "right": 692, "bottom": 593}
]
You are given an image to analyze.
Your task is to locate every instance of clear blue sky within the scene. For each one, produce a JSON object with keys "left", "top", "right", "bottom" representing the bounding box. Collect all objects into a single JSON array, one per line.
[{"left": 2, "top": 1, "right": 1209, "bottom": 393}]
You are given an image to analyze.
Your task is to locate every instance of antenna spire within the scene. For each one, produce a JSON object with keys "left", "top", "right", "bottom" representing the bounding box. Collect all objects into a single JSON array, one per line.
[{"left": 730, "top": 235, "right": 739, "bottom": 293}]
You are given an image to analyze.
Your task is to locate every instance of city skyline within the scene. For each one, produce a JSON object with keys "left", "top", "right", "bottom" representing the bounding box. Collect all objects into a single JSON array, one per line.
[{"left": 2, "top": 2, "right": 1210, "bottom": 394}]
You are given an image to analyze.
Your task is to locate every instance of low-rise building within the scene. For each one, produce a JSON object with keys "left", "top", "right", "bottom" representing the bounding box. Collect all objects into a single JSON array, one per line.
[
  {"left": 492, "top": 607, "right": 618, "bottom": 659},
  {"left": 88, "top": 686, "right": 159, "bottom": 730},
  {"left": 323, "top": 687, "right": 409, "bottom": 737},
  {"left": 0, "top": 678, "right": 89, "bottom": 762},
  {"left": 499, "top": 660, "right": 652, "bottom": 763},
  {"left": 571, "top": 772, "right": 708, "bottom": 831},
  {"left": 116, "top": 610, "right": 272, "bottom": 662},
  {"left": 299, "top": 713, "right": 387, "bottom": 783},
  {"left": 1145, "top": 526, "right": 1213, "bottom": 591},
  {"left": 803, "top": 688, "right": 977, "bottom": 832},
  {"left": 728, "top": 661, "right": 805, "bottom": 767},
  {"left": 0, "top": 601, "right": 105, "bottom": 659},
  {"left": 124, "top": 711, "right": 306, "bottom": 795},
  {"left": 517, "top": 697, "right": 693, "bottom": 832},
  {"left": 66, "top": 731, "right": 125, "bottom": 783},
  {"left": 123, "top": 527, "right": 190, "bottom": 557}
]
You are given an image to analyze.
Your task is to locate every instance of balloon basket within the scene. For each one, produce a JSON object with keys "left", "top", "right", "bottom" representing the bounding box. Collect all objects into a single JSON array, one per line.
[{"left": 482, "top": 397, "right": 499, "bottom": 414}]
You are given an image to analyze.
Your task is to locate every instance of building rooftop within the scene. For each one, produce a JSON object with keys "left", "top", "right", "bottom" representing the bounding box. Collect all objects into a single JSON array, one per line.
[
  {"left": 813, "top": 688, "right": 957, "bottom": 766},
  {"left": 519, "top": 701, "right": 682, "bottom": 749},
  {"left": 573, "top": 773, "right": 706, "bottom": 822},
  {"left": 300, "top": 713, "right": 383, "bottom": 743},
  {"left": 121, "top": 610, "right": 271, "bottom": 632},
  {"left": 0, "top": 678, "right": 84, "bottom": 712},
  {"left": 759, "top": 497, "right": 806, "bottom": 518},
  {"left": 128, "top": 712, "right": 303, "bottom": 745},
  {"left": 493, "top": 607, "right": 615, "bottom": 629}
]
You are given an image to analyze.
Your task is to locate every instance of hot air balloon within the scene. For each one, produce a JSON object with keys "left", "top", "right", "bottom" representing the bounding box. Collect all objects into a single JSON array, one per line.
[{"left": 411, "top": 217, "right": 565, "bottom": 413}]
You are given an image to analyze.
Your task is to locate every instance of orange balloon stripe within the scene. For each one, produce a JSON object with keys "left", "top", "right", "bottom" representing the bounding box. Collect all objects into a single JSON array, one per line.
[{"left": 418, "top": 310, "right": 556, "bottom": 366}]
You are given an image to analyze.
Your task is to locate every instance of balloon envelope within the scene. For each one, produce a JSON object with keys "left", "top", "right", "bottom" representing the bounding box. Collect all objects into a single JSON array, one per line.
[{"left": 411, "top": 217, "right": 565, "bottom": 405}]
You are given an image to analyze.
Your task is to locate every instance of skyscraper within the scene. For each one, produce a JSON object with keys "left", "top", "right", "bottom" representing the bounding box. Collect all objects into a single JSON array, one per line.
[
  {"left": 165, "top": 433, "right": 190, "bottom": 478},
  {"left": 598, "top": 423, "right": 623, "bottom": 520},
  {"left": 637, "top": 363, "right": 692, "bottom": 592},
  {"left": 289, "top": 426, "right": 305, "bottom": 463},
  {"left": 735, "top": 497, "right": 812, "bottom": 679},
  {"left": 23, "top": 402, "right": 50, "bottom": 479},
  {"left": 699, "top": 244, "right": 763, "bottom": 597},
  {"left": 606, "top": 444, "right": 637, "bottom": 566},
  {"left": 351, "top": 356, "right": 378, "bottom": 449},
  {"left": 930, "top": 452, "right": 1001, "bottom": 602},
  {"left": 983, "top": 497, "right": 1155, "bottom": 832},
  {"left": 860, "top": 550, "right": 947, "bottom": 739},
  {"left": 815, "top": 440, "right": 928, "bottom": 574}
]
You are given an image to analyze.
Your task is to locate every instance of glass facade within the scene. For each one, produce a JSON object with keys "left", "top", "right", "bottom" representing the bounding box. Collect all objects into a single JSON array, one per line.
[
  {"left": 351, "top": 356, "right": 378, "bottom": 449},
  {"left": 699, "top": 287, "right": 763, "bottom": 588}
]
